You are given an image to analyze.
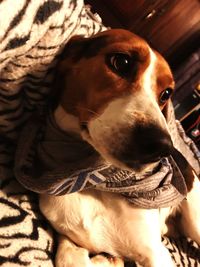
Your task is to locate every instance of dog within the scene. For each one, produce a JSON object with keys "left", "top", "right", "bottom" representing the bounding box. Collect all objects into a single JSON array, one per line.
[{"left": 39, "top": 29, "right": 200, "bottom": 267}]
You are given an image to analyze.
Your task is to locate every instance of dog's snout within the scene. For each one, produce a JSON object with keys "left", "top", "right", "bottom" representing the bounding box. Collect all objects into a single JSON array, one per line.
[{"left": 117, "top": 124, "right": 173, "bottom": 165}]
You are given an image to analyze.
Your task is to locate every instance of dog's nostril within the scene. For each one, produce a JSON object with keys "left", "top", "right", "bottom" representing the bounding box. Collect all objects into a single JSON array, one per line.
[
  {"left": 137, "top": 125, "right": 173, "bottom": 163},
  {"left": 145, "top": 136, "right": 172, "bottom": 154}
]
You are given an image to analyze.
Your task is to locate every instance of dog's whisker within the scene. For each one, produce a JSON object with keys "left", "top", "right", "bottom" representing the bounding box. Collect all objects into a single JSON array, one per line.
[{"left": 78, "top": 107, "right": 100, "bottom": 117}]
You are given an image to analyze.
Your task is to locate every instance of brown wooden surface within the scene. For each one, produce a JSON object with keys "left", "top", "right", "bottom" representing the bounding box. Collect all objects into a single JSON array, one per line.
[{"left": 86, "top": 0, "right": 200, "bottom": 67}]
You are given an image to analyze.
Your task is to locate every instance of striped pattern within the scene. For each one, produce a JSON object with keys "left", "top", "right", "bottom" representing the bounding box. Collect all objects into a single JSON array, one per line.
[
  {"left": 125, "top": 237, "right": 200, "bottom": 266},
  {"left": 162, "top": 237, "right": 200, "bottom": 267},
  {"left": 0, "top": 1, "right": 106, "bottom": 266},
  {"left": 48, "top": 166, "right": 107, "bottom": 195},
  {"left": 129, "top": 237, "right": 200, "bottom": 267},
  {"left": 0, "top": 0, "right": 199, "bottom": 266}
]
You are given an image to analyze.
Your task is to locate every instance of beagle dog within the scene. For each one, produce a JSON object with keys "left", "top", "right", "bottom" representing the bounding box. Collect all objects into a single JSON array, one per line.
[{"left": 39, "top": 29, "right": 200, "bottom": 267}]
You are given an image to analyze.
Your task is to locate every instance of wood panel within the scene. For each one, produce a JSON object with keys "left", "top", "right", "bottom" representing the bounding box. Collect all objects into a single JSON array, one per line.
[{"left": 85, "top": 0, "right": 200, "bottom": 66}]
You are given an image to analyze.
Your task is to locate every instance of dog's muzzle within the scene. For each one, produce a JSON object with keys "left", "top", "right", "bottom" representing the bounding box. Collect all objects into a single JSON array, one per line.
[{"left": 114, "top": 123, "right": 173, "bottom": 167}]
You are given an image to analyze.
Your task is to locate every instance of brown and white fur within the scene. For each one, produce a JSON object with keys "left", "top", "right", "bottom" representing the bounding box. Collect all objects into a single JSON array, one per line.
[{"left": 39, "top": 29, "right": 200, "bottom": 267}]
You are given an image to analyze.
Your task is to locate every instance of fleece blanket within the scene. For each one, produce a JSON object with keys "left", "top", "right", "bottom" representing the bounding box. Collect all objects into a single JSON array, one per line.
[{"left": 0, "top": 0, "right": 199, "bottom": 266}]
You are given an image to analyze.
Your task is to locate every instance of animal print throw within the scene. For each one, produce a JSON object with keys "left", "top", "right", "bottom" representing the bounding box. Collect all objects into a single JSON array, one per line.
[
  {"left": 0, "top": 0, "right": 200, "bottom": 266},
  {"left": 15, "top": 106, "right": 199, "bottom": 209}
]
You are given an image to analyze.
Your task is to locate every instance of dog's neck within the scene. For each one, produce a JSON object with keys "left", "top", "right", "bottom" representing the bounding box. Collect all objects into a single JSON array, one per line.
[{"left": 54, "top": 105, "right": 81, "bottom": 135}]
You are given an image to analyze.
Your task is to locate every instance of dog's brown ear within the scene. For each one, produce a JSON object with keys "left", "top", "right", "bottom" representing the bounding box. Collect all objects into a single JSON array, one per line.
[
  {"left": 60, "top": 35, "right": 90, "bottom": 61},
  {"left": 60, "top": 33, "right": 109, "bottom": 63},
  {"left": 49, "top": 35, "right": 88, "bottom": 105},
  {"left": 50, "top": 33, "right": 109, "bottom": 107}
]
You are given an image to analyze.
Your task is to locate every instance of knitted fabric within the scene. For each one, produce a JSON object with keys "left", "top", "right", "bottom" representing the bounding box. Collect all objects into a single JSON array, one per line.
[
  {"left": 15, "top": 107, "right": 194, "bottom": 209},
  {"left": 0, "top": 1, "right": 106, "bottom": 266}
]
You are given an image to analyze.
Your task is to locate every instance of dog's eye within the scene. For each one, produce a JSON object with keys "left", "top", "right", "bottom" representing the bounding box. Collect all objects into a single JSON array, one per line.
[
  {"left": 159, "top": 88, "right": 173, "bottom": 104},
  {"left": 107, "top": 53, "right": 131, "bottom": 76}
]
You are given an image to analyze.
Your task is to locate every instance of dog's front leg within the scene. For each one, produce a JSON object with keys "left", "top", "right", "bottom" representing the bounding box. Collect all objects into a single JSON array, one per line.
[
  {"left": 56, "top": 235, "right": 91, "bottom": 267},
  {"left": 56, "top": 235, "right": 124, "bottom": 267},
  {"left": 179, "top": 173, "right": 200, "bottom": 245},
  {"left": 124, "top": 209, "right": 174, "bottom": 267}
]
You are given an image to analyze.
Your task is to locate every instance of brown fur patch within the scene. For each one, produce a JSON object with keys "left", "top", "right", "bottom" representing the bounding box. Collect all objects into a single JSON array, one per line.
[{"left": 54, "top": 29, "right": 152, "bottom": 123}]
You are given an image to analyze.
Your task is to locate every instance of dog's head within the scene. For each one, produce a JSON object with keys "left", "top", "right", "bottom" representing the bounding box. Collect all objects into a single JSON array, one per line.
[{"left": 54, "top": 29, "right": 175, "bottom": 172}]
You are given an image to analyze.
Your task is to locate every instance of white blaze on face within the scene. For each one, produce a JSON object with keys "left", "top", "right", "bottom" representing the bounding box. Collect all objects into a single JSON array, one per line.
[
  {"left": 141, "top": 47, "right": 168, "bottom": 128},
  {"left": 86, "top": 46, "right": 169, "bottom": 159},
  {"left": 142, "top": 47, "right": 157, "bottom": 101}
]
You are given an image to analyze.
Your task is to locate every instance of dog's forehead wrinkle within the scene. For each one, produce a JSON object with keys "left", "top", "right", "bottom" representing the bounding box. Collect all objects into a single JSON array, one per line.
[
  {"left": 82, "top": 29, "right": 150, "bottom": 59},
  {"left": 104, "top": 42, "right": 149, "bottom": 54},
  {"left": 78, "top": 33, "right": 132, "bottom": 59}
]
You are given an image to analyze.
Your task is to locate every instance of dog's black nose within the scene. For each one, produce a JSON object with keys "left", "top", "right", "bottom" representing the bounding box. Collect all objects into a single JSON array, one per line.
[
  {"left": 138, "top": 132, "right": 173, "bottom": 163},
  {"left": 117, "top": 124, "right": 173, "bottom": 165}
]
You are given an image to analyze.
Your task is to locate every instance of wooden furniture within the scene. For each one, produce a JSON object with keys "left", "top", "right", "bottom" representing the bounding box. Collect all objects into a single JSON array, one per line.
[{"left": 86, "top": 0, "right": 200, "bottom": 68}]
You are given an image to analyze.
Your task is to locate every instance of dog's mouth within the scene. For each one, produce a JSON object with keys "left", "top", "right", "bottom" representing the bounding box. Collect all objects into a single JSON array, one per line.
[
  {"left": 79, "top": 120, "right": 174, "bottom": 175},
  {"left": 79, "top": 123, "right": 161, "bottom": 173},
  {"left": 119, "top": 158, "right": 161, "bottom": 173}
]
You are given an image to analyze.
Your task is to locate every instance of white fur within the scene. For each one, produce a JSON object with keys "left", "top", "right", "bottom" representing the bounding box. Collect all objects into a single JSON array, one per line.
[
  {"left": 40, "top": 46, "right": 200, "bottom": 267},
  {"left": 179, "top": 174, "right": 200, "bottom": 244},
  {"left": 40, "top": 175, "right": 200, "bottom": 267}
]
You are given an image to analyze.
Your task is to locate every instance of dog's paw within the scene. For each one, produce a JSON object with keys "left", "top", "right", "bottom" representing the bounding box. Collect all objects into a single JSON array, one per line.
[
  {"left": 55, "top": 250, "right": 124, "bottom": 267},
  {"left": 91, "top": 255, "right": 124, "bottom": 267},
  {"left": 55, "top": 247, "right": 91, "bottom": 267}
]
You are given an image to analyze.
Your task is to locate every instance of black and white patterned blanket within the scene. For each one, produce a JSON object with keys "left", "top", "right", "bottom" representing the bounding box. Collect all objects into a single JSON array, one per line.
[{"left": 0, "top": 1, "right": 199, "bottom": 266}]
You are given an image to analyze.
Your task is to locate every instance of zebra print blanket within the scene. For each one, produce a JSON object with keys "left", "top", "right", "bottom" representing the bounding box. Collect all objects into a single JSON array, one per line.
[{"left": 0, "top": 0, "right": 199, "bottom": 266}]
